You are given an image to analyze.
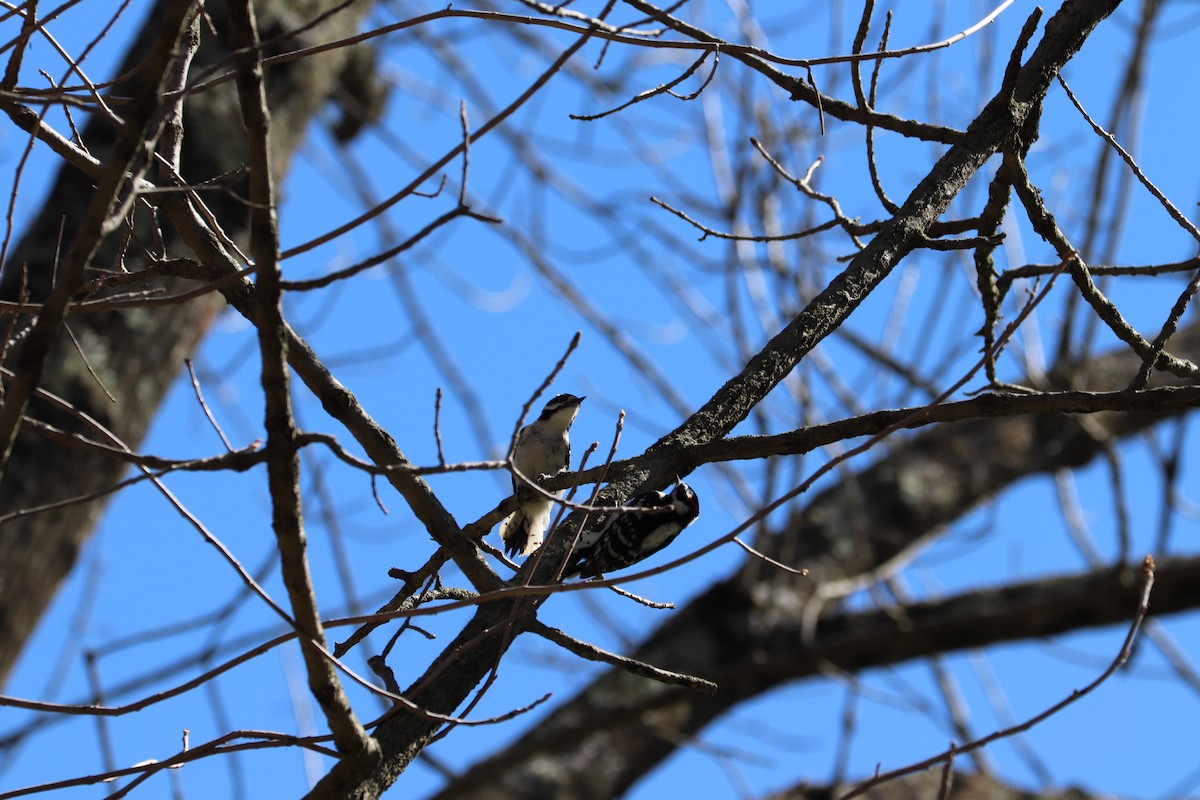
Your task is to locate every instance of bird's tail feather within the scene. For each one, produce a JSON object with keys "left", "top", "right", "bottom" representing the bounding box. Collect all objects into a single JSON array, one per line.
[{"left": 500, "top": 500, "right": 552, "bottom": 557}]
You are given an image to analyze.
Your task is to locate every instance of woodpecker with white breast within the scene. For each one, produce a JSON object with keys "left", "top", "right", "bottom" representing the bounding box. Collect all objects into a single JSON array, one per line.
[
  {"left": 563, "top": 481, "right": 700, "bottom": 578},
  {"left": 500, "top": 393, "right": 585, "bottom": 558}
]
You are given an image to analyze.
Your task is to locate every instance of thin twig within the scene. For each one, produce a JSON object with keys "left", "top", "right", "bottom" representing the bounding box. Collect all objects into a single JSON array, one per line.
[
  {"left": 185, "top": 359, "right": 234, "bottom": 452},
  {"left": 529, "top": 619, "right": 716, "bottom": 692},
  {"left": 181, "top": 3, "right": 1015, "bottom": 99},
  {"left": 605, "top": 584, "right": 675, "bottom": 608},
  {"left": 571, "top": 50, "right": 714, "bottom": 121},
  {"left": 433, "top": 386, "right": 446, "bottom": 467},
  {"left": 279, "top": 204, "right": 498, "bottom": 292},
  {"left": 1005, "top": 152, "right": 1200, "bottom": 382},
  {"left": 458, "top": 101, "right": 470, "bottom": 206},
  {"left": 333, "top": 551, "right": 451, "bottom": 657},
  {"left": 279, "top": 24, "right": 595, "bottom": 259},
  {"left": 1055, "top": 75, "right": 1200, "bottom": 388},
  {"left": 837, "top": 555, "right": 1156, "bottom": 800},
  {"left": 1057, "top": 76, "right": 1200, "bottom": 245},
  {"left": 733, "top": 536, "right": 810, "bottom": 578},
  {"left": 62, "top": 320, "right": 115, "bottom": 402},
  {"left": 936, "top": 744, "right": 956, "bottom": 800}
]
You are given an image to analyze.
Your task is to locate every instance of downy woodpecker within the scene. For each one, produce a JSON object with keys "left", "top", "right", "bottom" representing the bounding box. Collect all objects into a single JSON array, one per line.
[
  {"left": 500, "top": 393, "right": 585, "bottom": 557},
  {"left": 563, "top": 481, "right": 700, "bottom": 578}
]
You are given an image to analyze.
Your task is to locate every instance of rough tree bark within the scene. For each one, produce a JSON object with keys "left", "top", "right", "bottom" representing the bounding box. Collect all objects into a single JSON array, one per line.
[{"left": 0, "top": 0, "right": 378, "bottom": 685}]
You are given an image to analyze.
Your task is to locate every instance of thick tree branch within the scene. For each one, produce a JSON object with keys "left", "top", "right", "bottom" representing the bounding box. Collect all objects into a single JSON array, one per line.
[{"left": 227, "top": 0, "right": 376, "bottom": 761}]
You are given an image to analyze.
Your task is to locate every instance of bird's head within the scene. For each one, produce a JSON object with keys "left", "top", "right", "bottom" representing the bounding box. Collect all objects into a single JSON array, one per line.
[
  {"left": 669, "top": 481, "right": 700, "bottom": 521},
  {"left": 538, "top": 393, "right": 585, "bottom": 427}
]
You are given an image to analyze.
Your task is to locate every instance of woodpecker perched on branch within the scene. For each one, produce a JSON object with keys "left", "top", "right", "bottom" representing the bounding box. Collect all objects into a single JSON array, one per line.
[
  {"left": 500, "top": 393, "right": 585, "bottom": 557},
  {"left": 563, "top": 481, "right": 700, "bottom": 578}
]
